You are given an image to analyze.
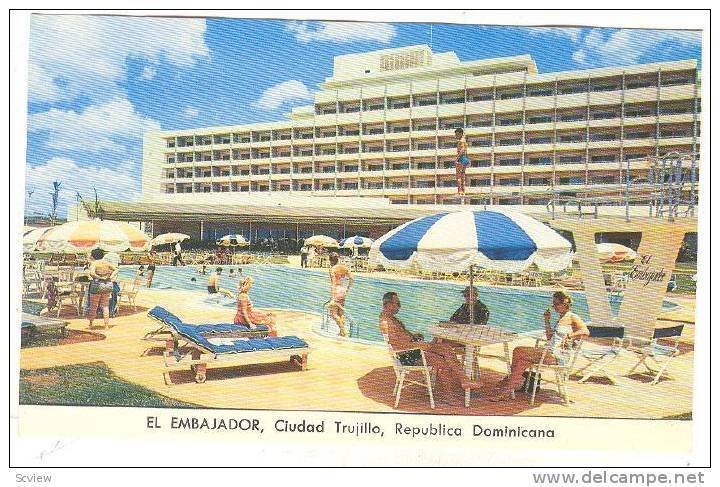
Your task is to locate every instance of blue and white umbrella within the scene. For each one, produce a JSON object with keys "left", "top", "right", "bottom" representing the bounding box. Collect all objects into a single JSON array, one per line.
[
  {"left": 216, "top": 234, "right": 249, "bottom": 247},
  {"left": 339, "top": 235, "right": 374, "bottom": 249},
  {"left": 369, "top": 210, "right": 572, "bottom": 274}
]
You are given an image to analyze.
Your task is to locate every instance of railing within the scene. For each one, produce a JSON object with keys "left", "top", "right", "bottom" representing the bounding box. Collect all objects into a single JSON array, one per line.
[
  {"left": 545, "top": 152, "right": 698, "bottom": 221},
  {"left": 320, "top": 300, "right": 360, "bottom": 338}
]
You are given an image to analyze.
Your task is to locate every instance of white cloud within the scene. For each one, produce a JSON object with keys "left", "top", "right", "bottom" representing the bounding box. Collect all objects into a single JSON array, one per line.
[
  {"left": 140, "top": 66, "right": 157, "bottom": 81},
  {"left": 24, "top": 157, "right": 141, "bottom": 218},
  {"left": 253, "top": 80, "right": 313, "bottom": 111},
  {"left": 524, "top": 27, "right": 582, "bottom": 43},
  {"left": 572, "top": 29, "right": 701, "bottom": 67},
  {"left": 29, "top": 97, "right": 160, "bottom": 153},
  {"left": 29, "top": 14, "right": 209, "bottom": 103},
  {"left": 183, "top": 107, "right": 200, "bottom": 117},
  {"left": 285, "top": 21, "right": 396, "bottom": 44}
]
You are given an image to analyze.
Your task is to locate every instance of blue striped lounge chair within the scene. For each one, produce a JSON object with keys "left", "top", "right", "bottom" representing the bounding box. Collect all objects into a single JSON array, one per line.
[
  {"left": 144, "top": 306, "right": 272, "bottom": 347},
  {"left": 146, "top": 307, "right": 310, "bottom": 384}
]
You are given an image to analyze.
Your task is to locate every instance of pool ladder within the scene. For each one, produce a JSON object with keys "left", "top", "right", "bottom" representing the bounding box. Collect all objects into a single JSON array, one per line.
[{"left": 321, "top": 300, "right": 360, "bottom": 338}]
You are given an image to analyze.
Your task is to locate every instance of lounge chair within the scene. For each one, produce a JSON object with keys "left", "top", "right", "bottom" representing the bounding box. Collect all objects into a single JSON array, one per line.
[
  {"left": 21, "top": 312, "right": 69, "bottom": 342},
  {"left": 147, "top": 307, "right": 310, "bottom": 384},
  {"left": 573, "top": 325, "right": 625, "bottom": 384},
  {"left": 625, "top": 324, "right": 684, "bottom": 385},
  {"left": 382, "top": 333, "right": 435, "bottom": 409},
  {"left": 144, "top": 306, "right": 272, "bottom": 346}
]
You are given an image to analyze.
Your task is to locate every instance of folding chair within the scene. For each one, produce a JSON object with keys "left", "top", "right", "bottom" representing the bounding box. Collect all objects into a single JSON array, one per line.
[
  {"left": 574, "top": 325, "right": 625, "bottom": 384},
  {"left": 626, "top": 324, "right": 684, "bottom": 385}
]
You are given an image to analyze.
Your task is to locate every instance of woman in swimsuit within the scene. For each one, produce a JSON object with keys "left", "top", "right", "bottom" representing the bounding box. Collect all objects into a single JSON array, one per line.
[
  {"left": 234, "top": 277, "right": 276, "bottom": 334},
  {"left": 329, "top": 252, "right": 354, "bottom": 337},
  {"left": 490, "top": 290, "right": 589, "bottom": 401},
  {"left": 87, "top": 248, "right": 117, "bottom": 329}
]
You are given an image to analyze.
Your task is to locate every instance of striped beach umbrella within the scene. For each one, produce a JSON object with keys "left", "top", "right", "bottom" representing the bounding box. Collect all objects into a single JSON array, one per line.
[
  {"left": 216, "top": 234, "right": 249, "bottom": 247},
  {"left": 369, "top": 210, "right": 573, "bottom": 274},
  {"left": 151, "top": 233, "right": 190, "bottom": 246},
  {"left": 35, "top": 219, "right": 151, "bottom": 253},
  {"left": 339, "top": 235, "right": 374, "bottom": 249},
  {"left": 597, "top": 243, "right": 637, "bottom": 263},
  {"left": 304, "top": 235, "right": 339, "bottom": 248},
  {"left": 23, "top": 226, "right": 53, "bottom": 252}
]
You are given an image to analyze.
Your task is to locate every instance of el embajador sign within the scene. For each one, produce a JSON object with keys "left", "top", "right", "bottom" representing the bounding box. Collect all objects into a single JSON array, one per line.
[{"left": 549, "top": 217, "right": 695, "bottom": 339}]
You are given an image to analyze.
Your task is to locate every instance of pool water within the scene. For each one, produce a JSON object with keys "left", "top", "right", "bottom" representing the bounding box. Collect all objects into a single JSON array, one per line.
[{"left": 119, "top": 265, "right": 678, "bottom": 343}]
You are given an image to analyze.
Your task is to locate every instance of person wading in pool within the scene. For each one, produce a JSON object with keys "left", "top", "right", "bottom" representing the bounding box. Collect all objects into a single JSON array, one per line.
[
  {"left": 207, "top": 267, "right": 233, "bottom": 298},
  {"left": 146, "top": 251, "right": 157, "bottom": 288},
  {"left": 329, "top": 252, "right": 353, "bottom": 337},
  {"left": 455, "top": 127, "right": 470, "bottom": 197},
  {"left": 379, "top": 292, "right": 483, "bottom": 396}
]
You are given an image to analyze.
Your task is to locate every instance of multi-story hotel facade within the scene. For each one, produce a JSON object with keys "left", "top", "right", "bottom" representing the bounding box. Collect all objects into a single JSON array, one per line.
[{"left": 141, "top": 45, "right": 700, "bottom": 209}]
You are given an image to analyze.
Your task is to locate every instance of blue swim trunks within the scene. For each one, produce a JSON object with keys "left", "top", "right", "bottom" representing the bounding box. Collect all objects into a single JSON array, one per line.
[{"left": 458, "top": 154, "right": 470, "bottom": 166}]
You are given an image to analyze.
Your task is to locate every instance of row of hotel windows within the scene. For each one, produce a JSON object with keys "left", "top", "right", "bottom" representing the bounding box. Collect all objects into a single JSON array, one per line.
[
  {"left": 311, "top": 70, "right": 696, "bottom": 114},
  {"left": 165, "top": 99, "right": 698, "bottom": 148},
  {"left": 164, "top": 123, "right": 698, "bottom": 163},
  {"left": 164, "top": 170, "right": 695, "bottom": 194},
  {"left": 163, "top": 147, "right": 696, "bottom": 180}
]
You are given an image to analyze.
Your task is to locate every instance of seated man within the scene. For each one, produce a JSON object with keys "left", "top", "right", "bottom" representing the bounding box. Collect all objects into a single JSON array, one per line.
[
  {"left": 449, "top": 286, "right": 489, "bottom": 326},
  {"left": 379, "top": 292, "right": 482, "bottom": 393}
]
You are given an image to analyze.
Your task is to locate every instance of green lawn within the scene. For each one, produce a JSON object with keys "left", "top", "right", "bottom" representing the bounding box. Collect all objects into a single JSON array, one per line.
[{"left": 20, "top": 362, "right": 199, "bottom": 408}]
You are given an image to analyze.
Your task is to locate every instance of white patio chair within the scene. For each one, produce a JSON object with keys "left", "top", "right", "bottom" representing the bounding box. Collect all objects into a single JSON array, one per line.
[
  {"left": 574, "top": 325, "right": 625, "bottom": 384},
  {"left": 382, "top": 333, "right": 435, "bottom": 409},
  {"left": 625, "top": 324, "right": 684, "bottom": 385},
  {"left": 525, "top": 337, "right": 584, "bottom": 405},
  {"left": 117, "top": 279, "right": 140, "bottom": 312},
  {"left": 55, "top": 281, "right": 82, "bottom": 318}
]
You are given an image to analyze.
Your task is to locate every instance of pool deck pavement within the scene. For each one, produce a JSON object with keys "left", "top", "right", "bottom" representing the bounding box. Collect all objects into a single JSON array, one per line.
[{"left": 19, "top": 273, "right": 695, "bottom": 418}]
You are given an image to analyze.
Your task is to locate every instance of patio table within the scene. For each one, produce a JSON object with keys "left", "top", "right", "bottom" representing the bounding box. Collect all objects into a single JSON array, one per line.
[{"left": 430, "top": 322, "right": 520, "bottom": 407}]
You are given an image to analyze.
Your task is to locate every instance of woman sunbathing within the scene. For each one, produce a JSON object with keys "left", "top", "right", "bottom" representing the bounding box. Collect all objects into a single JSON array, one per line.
[{"left": 234, "top": 277, "right": 277, "bottom": 335}]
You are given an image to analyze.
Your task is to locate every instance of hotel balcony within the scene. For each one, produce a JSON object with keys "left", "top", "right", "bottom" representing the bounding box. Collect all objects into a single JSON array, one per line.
[
  {"left": 384, "top": 130, "right": 410, "bottom": 141},
  {"left": 336, "top": 134, "right": 359, "bottom": 144},
  {"left": 523, "top": 141, "right": 555, "bottom": 153},
  {"left": 657, "top": 136, "right": 694, "bottom": 147},
  {"left": 336, "top": 152, "right": 360, "bottom": 162},
  {"left": 464, "top": 100, "right": 495, "bottom": 115}
]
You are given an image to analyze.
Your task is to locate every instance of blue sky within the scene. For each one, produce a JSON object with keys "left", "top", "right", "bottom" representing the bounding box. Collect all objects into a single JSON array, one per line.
[{"left": 24, "top": 15, "right": 702, "bottom": 217}]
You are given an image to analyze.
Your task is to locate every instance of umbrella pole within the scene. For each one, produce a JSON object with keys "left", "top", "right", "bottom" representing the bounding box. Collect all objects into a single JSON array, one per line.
[{"left": 469, "top": 265, "right": 475, "bottom": 326}]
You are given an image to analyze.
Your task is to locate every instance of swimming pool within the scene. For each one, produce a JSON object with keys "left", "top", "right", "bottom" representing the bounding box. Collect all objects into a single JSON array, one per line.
[{"left": 119, "top": 265, "right": 678, "bottom": 343}]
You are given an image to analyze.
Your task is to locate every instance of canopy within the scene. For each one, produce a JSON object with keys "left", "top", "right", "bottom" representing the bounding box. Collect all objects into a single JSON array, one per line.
[
  {"left": 597, "top": 242, "right": 637, "bottom": 263},
  {"left": 369, "top": 210, "right": 573, "bottom": 274},
  {"left": 339, "top": 235, "right": 374, "bottom": 249},
  {"left": 151, "top": 233, "right": 190, "bottom": 246},
  {"left": 304, "top": 235, "right": 339, "bottom": 248},
  {"left": 216, "top": 234, "right": 249, "bottom": 247},
  {"left": 34, "top": 219, "right": 151, "bottom": 253}
]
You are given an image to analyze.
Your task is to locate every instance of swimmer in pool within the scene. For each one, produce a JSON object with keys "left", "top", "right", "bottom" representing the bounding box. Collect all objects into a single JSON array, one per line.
[
  {"left": 207, "top": 268, "right": 233, "bottom": 298},
  {"left": 328, "top": 252, "right": 353, "bottom": 337}
]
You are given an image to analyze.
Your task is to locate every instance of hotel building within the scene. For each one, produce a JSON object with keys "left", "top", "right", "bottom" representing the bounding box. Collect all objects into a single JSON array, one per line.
[
  {"left": 89, "top": 45, "right": 700, "bottom": 240},
  {"left": 141, "top": 45, "right": 700, "bottom": 209}
]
